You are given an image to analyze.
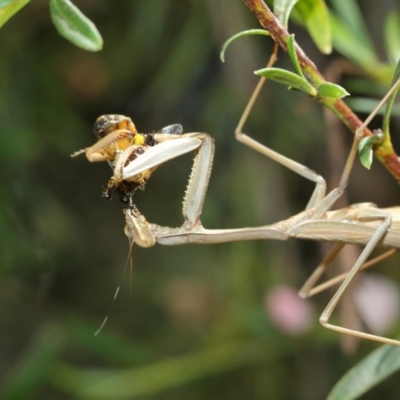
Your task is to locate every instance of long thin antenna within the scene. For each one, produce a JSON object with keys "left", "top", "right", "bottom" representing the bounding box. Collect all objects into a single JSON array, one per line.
[{"left": 94, "top": 237, "right": 135, "bottom": 336}]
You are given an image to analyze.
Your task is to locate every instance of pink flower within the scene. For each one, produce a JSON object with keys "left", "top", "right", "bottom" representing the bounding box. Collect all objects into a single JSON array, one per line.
[{"left": 265, "top": 285, "right": 315, "bottom": 335}]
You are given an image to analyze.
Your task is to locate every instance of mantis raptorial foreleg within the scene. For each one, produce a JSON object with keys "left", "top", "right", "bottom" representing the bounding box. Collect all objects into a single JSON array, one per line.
[{"left": 119, "top": 132, "right": 214, "bottom": 227}]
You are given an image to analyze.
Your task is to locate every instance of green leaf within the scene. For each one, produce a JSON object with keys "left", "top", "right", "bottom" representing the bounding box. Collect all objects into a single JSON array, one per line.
[
  {"left": 358, "top": 135, "right": 379, "bottom": 169},
  {"left": 316, "top": 82, "right": 349, "bottom": 98},
  {"left": 50, "top": 0, "right": 103, "bottom": 52},
  {"left": 346, "top": 97, "right": 400, "bottom": 116},
  {"left": 255, "top": 67, "right": 317, "bottom": 95},
  {"left": 294, "top": 0, "right": 331, "bottom": 54},
  {"left": 389, "top": 59, "right": 400, "bottom": 94},
  {"left": 287, "top": 34, "right": 303, "bottom": 78},
  {"left": 382, "top": 61, "right": 400, "bottom": 142},
  {"left": 328, "top": 343, "right": 400, "bottom": 400},
  {"left": 0, "top": 0, "right": 29, "bottom": 28},
  {"left": 273, "top": 0, "right": 298, "bottom": 28},
  {"left": 330, "top": 13, "right": 380, "bottom": 75},
  {"left": 385, "top": 11, "right": 400, "bottom": 68},
  {"left": 330, "top": 0, "right": 373, "bottom": 52},
  {"left": 0, "top": 0, "right": 13, "bottom": 8},
  {"left": 220, "top": 29, "right": 269, "bottom": 62}
]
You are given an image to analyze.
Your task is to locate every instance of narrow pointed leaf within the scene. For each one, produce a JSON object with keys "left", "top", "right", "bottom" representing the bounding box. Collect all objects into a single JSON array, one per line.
[
  {"left": 220, "top": 29, "right": 269, "bottom": 62},
  {"left": 0, "top": 0, "right": 29, "bottom": 28},
  {"left": 346, "top": 97, "right": 400, "bottom": 116},
  {"left": 255, "top": 67, "right": 317, "bottom": 95},
  {"left": 50, "top": 0, "right": 103, "bottom": 52},
  {"left": 330, "top": 0, "right": 373, "bottom": 51},
  {"left": 328, "top": 344, "right": 400, "bottom": 400},
  {"left": 287, "top": 34, "right": 304, "bottom": 78},
  {"left": 382, "top": 63, "right": 400, "bottom": 143},
  {"left": 294, "top": 0, "right": 331, "bottom": 54},
  {"left": 317, "top": 82, "right": 349, "bottom": 98},
  {"left": 273, "top": 0, "right": 298, "bottom": 27},
  {"left": 384, "top": 11, "right": 400, "bottom": 65},
  {"left": 330, "top": 13, "right": 379, "bottom": 72}
]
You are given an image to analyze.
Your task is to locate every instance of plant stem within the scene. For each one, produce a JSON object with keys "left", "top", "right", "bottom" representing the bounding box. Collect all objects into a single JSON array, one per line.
[{"left": 243, "top": 0, "right": 400, "bottom": 181}]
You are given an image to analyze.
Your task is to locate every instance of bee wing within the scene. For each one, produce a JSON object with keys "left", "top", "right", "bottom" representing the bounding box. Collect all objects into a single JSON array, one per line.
[
  {"left": 122, "top": 137, "right": 201, "bottom": 180},
  {"left": 159, "top": 124, "right": 183, "bottom": 135}
]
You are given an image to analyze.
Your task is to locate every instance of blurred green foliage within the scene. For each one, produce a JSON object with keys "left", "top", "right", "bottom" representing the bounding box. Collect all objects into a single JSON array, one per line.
[{"left": 1, "top": 1, "right": 400, "bottom": 399}]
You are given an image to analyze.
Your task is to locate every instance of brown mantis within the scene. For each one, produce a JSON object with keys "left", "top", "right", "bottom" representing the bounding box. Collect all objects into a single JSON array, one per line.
[{"left": 73, "top": 76, "right": 400, "bottom": 346}]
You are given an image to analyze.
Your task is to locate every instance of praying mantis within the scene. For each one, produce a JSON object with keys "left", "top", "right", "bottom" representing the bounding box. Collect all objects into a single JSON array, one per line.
[{"left": 72, "top": 76, "right": 400, "bottom": 346}]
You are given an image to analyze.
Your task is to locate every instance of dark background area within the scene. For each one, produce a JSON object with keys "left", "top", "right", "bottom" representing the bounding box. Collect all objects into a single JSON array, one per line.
[{"left": 1, "top": 1, "right": 400, "bottom": 398}]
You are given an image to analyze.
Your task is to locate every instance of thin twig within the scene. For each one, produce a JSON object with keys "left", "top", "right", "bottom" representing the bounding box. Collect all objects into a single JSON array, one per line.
[{"left": 243, "top": 0, "right": 400, "bottom": 181}]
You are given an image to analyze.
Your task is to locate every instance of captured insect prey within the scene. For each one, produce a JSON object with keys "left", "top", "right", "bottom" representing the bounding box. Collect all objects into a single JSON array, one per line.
[
  {"left": 71, "top": 115, "right": 184, "bottom": 204},
  {"left": 104, "top": 143, "right": 155, "bottom": 204}
]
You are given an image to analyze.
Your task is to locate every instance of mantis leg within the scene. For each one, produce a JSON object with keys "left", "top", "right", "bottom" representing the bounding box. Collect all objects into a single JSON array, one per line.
[
  {"left": 318, "top": 214, "right": 399, "bottom": 345},
  {"left": 298, "top": 243, "right": 345, "bottom": 298},
  {"left": 295, "top": 83, "right": 400, "bottom": 293},
  {"left": 234, "top": 127, "right": 327, "bottom": 210},
  {"left": 232, "top": 45, "right": 326, "bottom": 209},
  {"left": 300, "top": 248, "right": 397, "bottom": 298}
]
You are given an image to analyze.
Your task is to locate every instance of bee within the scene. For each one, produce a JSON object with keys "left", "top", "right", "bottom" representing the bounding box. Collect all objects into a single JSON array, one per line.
[{"left": 72, "top": 115, "right": 182, "bottom": 204}]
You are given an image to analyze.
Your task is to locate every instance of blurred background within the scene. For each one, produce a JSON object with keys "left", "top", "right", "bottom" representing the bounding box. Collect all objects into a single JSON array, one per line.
[{"left": 2, "top": 0, "right": 400, "bottom": 398}]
